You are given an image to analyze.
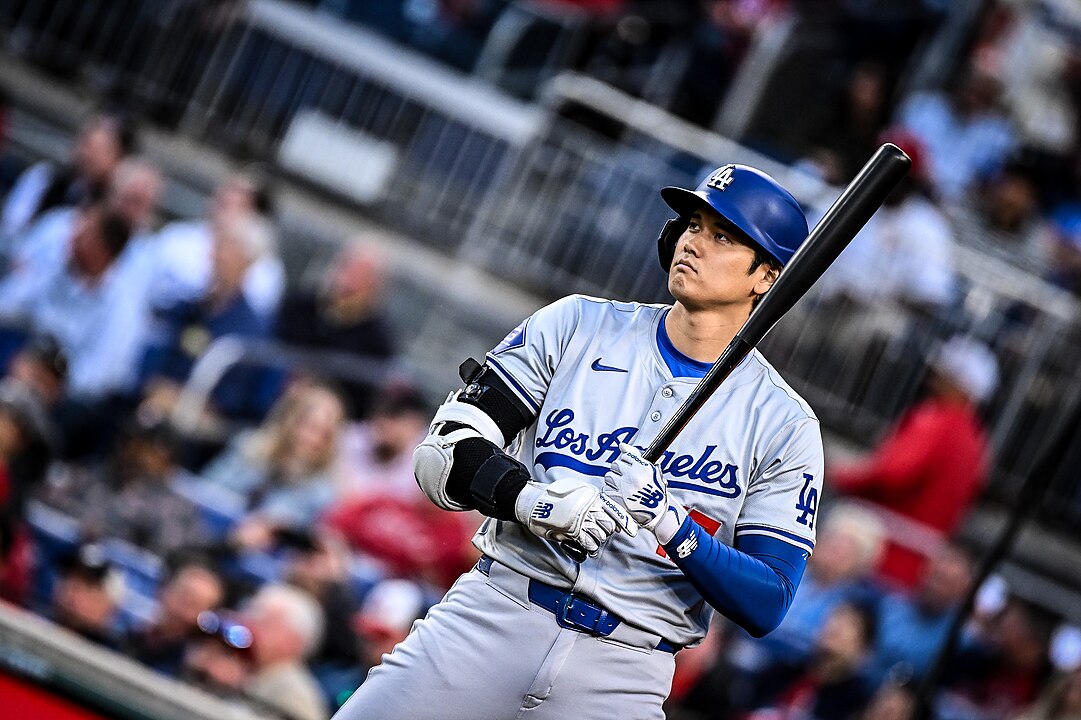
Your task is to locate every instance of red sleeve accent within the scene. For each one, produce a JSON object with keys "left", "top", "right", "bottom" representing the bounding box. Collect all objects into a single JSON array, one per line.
[{"left": 656, "top": 508, "right": 721, "bottom": 559}]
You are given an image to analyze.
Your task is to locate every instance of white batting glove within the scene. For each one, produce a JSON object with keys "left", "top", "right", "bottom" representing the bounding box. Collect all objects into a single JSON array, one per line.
[
  {"left": 604, "top": 443, "right": 688, "bottom": 545},
  {"left": 515, "top": 478, "right": 637, "bottom": 555}
]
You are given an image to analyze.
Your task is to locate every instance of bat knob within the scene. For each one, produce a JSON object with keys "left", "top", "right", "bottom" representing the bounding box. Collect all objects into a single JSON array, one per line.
[{"left": 561, "top": 540, "right": 587, "bottom": 563}]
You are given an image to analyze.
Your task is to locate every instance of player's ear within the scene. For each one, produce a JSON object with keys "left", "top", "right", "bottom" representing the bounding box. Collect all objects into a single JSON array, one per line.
[{"left": 752, "top": 263, "right": 780, "bottom": 297}]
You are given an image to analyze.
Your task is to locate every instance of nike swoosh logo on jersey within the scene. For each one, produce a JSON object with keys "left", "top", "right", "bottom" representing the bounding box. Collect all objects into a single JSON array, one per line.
[{"left": 590, "top": 358, "right": 628, "bottom": 373}]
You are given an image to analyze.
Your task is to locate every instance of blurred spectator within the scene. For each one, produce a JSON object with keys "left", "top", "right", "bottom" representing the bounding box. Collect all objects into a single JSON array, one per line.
[
  {"left": 326, "top": 578, "right": 428, "bottom": 711},
  {"left": 200, "top": 382, "right": 345, "bottom": 551},
  {"left": 818, "top": 130, "right": 958, "bottom": 313},
  {"left": 322, "top": 495, "right": 477, "bottom": 589},
  {"left": 951, "top": 158, "right": 1053, "bottom": 276},
  {"left": 182, "top": 609, "right": 256, "bottom": 704},
  {"left": 1, "top": 110, "right": 135, "bottom": 254},
  {"left": 1013, "top": 666, "right": 1081, "bottom": 720},
  {"left": 860, "top": 681, "right": 916, "bottom": 720},
  {"left": 353, "top": 577, "right": 426, "bottom": 670},
  {"left": 6, "top": 333, "right": 68, "bottom": 410},
  {"left": 283, "top": 531, "right": 361, "bottom": 702},
  {"left": 36, "top": 416, "right": 207, "bottom": 556},
  {"left": 898, "top": 66, "right": 1016, "bottom": 205},
  {"left": 803, "top": 62, "right": 893, "bottom": 185},
  {"left": 982, "top": 0, "right": 1081, "bottom": 199},
  {"left": 127, "top": 560, "right": 225, "bottom": 677},
  {"left": 277, "top": 244, "right": 396, "bottom": 417},
  {"left": 336, "top": 381, "right": 428, "bottom": 500},
  {"left": 943, "top": 599, "right": 1054, "bottom": 720},
  {"left": 744, "top": 601, "right": 878, "bottom": 720},
  {"left": 8, "top": 157, "right": 162, "bottom": 291},
  {"left": 150, "top": 169, "right": 284, "bottom": 325},
  {"left": 0, "top": 377, "right": 55, "bottom": 519},
  {"left": 4, "top": 334, "right": 100, "bottom": 461},
  {"left": 324, "top": 386, "right": 478, "bottom": 588},
  {"left": 108, "top": 157, "right": 165, "bottom": 262},
  {"left": 0, "top": 203, "right": 138, "bottom": 400},
  {"left": 670, "top": 0, "right": 791, "bottom": 129},
  {"left": 872, "top": 544, "right": 973, "bottom": 683},
  {"left": 831, "top": 336, "right": 998, "bottom": 587},
  {"left": 665, "top": 620, "right": 733, "bottom": 720},
  {"left": 50, "top": 542, "right": 122, "bottom": 650},
  {"left": 137, "top": 212, "right": 276, "bottom": 424},
  {"left": 1045, "top": 203, "right": 1081, "bottom": 297},
  {"left": 242, "top": 583, "right": 329, "bottom": 720},
  {"left": 750, "top": 503, "right": 885, "bottom": 668},
  {"left": 0, "top": 378, "right": 53, "bottom": 605}
]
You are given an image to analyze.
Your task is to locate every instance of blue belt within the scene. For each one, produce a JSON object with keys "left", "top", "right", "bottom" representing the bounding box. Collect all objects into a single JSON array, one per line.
[{"left": 477, "top": 556, "right": 680, "bottom": 653}]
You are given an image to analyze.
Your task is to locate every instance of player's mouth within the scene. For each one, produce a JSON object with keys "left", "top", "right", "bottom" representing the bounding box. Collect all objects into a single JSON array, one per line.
[{"left": 673, "top": 257, "right": 696, "bottom": 273}]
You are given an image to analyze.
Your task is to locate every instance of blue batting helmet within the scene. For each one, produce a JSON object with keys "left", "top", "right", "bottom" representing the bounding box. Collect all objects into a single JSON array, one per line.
[{"left": 657, "top": 164, "right": 808, "bottom": 271}]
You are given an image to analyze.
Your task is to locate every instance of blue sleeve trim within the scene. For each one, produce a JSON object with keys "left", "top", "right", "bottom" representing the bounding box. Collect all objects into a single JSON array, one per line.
[
  {"left": 736, "top": 523, "right": 816, "bottom": 553},
  {"left": 662, "top": 521, "right": 809, "bottom": 638},
  {"left": 484, "top": 354, "right": 541, "bottom": 414}
]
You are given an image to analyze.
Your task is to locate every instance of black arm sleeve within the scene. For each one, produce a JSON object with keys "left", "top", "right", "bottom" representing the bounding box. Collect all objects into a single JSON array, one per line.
[{"left": 440, "top": 362, "right": 537, "bottom": 520}]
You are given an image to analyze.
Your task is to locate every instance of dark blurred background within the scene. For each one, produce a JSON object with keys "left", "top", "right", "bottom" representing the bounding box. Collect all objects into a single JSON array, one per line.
[{"left": 0, "top": 1, "right": 1080, "bottom": 719}]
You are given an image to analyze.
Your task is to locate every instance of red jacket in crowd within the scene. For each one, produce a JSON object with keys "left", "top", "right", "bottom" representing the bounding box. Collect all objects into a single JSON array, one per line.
[{"left": 832, "top": 396, "right": 990, "bottom": 586}]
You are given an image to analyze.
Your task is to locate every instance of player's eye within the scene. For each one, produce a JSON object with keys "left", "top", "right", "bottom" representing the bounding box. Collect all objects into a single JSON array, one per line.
[
  {"left": 714, "top": 232, "right": 732, "bottom": 244},
  {"left": 687, "top": 220, "right": 701, "bottom": 232}
]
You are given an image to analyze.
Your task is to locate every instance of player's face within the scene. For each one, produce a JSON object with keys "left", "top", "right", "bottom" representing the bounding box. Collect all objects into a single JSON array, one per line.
[{"left": 667, "top": 206, "right": 778, "bottom": 313}]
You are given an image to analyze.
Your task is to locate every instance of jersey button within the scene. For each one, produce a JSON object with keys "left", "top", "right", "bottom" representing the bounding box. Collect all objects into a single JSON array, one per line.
[
  {"left": 650, "top": 411, "right": 662, "bottom": 422},
  {"left": 661, "top": 388, "right": 673, "bottom": 398}
]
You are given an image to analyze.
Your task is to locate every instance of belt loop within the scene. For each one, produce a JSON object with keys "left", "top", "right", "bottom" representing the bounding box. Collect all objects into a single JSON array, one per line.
[{"left": 477, "top": 555, "right": 493, "bottom": 576}]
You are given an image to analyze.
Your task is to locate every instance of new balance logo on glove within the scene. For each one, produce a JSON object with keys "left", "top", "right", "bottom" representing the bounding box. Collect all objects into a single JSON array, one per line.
[
  {"left": 629, "top": 485, "right": 665, "bottom": 509},
  {"left": 532, "top": 502, "right": 554, "bottom": 520}
]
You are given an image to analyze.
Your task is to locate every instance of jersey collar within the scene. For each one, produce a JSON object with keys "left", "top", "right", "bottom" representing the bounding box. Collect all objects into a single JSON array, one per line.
[{"left": 656, "top": 310, "right": 713, "bottom": 379}]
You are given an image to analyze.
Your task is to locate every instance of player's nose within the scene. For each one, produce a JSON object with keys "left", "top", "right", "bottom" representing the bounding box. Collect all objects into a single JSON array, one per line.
[{"left": 679, "top": 232, "right": 701, "bottom": 257}]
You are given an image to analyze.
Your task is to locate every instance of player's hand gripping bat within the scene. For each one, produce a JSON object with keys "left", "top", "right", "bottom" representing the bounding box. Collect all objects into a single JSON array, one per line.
[{"left": 561, "top": 143, "right": 912, "bottom": 562}]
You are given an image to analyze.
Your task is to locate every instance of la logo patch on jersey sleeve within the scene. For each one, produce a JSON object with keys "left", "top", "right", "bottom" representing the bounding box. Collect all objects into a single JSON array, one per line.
[{"left": 493, "top": 319, "right": 528, "bottom": 354}]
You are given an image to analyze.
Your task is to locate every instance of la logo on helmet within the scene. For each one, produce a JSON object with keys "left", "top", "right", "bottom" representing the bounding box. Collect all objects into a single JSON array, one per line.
[{"left": 707, "top": 165, "right": 736, "bottom": 192}]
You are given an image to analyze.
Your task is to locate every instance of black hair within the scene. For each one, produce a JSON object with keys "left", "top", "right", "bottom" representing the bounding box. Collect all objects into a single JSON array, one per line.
[
  {"left": 96, "top": 208, "right": 132, "bottom": 259},
  {"left": 97, "top": 107, "right": 138, "bottom": 157},
  {"left": 239, "top": 163, "right": 275, "bottom": 217},
  {"left": 117, "top": 414, "right": 179, "bottom": 457}
]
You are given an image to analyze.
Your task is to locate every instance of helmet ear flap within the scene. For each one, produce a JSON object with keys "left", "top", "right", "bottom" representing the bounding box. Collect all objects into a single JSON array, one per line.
[{"left": 657, "top": 217, "right": 689, "bottom": 272}]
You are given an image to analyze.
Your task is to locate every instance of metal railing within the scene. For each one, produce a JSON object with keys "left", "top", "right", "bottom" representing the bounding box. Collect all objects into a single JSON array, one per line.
[
  {"left": 171, "top": 336, "right": 406, "bottom": 436},
  {"left": 3, "top": 0, "right": 1081, "bottom": 529},
  {"left": 0, "top": 601, "right": 262, "bottom": 720}
]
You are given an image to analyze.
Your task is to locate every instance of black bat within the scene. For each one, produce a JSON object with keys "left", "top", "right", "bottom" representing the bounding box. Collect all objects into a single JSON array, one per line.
[{"left": 562, "top": 143, "right": 912, "bottom": 562}]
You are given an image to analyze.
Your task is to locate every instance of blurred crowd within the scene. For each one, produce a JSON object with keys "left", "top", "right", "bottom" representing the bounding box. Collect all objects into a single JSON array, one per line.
[
  {"left": 318, "top": 0, "right": 1081, "bottom": 299},
  {"left": 0, "top": 1, "right": 1080, "bottom": 720},
  {"left": 0, "top": 109, "right": 482, "bottom": 720}
]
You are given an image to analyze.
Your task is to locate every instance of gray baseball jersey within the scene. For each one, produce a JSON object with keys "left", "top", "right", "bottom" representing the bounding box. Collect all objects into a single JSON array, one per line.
[
  {"left": 334, "top": 293, "right": 823, "bottom": 720},
  {"left": 477, "top": 294, "right": 823, "bottom": 648}
]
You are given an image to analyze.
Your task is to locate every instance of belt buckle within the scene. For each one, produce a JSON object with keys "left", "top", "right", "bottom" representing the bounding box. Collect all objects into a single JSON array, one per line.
[{"left": 556, "top": 594, "right": 606, "bottom": 635}]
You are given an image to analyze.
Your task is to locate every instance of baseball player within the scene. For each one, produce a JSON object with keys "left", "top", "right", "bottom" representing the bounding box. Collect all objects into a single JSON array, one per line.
[{"left": 334, "top": 165, "right": 824, "bottom": 720}]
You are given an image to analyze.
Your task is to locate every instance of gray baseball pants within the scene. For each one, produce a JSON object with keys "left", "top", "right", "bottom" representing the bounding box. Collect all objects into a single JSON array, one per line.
[{"left": 334, "top": 558, "right": 676, "bottom": 720}]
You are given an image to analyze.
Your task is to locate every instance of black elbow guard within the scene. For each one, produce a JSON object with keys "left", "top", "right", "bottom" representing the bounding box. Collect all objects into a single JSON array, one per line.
[{"left": 444, "top": 435, "right": 530, "bottom": 521}]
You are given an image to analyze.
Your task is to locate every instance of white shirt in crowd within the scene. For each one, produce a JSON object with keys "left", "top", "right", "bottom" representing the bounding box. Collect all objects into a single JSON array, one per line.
[{"left": 818, "top": 195, "right": 957, "bottom": 308}]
